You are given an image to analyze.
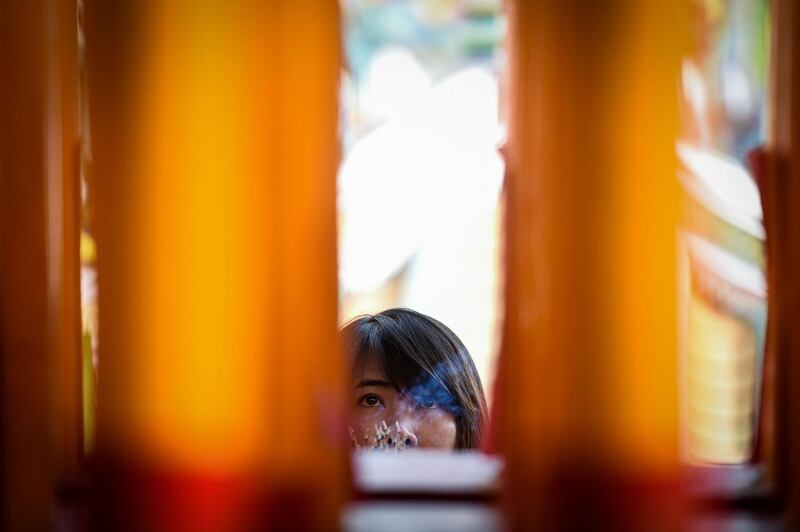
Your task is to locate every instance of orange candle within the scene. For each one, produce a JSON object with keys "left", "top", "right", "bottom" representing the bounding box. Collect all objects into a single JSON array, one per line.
[
  {"left": 495, "top": 1, "right": 688, "bottom": 528},
  {"left": 85, "top": 2, "right": 347, "bottom": 530}
]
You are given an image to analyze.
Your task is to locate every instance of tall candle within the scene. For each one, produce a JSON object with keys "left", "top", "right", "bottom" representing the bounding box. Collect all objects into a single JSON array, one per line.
[
  {"left": 85, "top": 2, "right": 347, "bottom": 530},
  {"left": 495, "top": 1, "right": 688, "bottom": 528}
]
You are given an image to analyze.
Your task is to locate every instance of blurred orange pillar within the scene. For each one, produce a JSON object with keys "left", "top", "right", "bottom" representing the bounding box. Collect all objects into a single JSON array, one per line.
[
  {"left": 84, "top": 2, "right": 346, "bottom": 530},
  {"left": 769, "top": 0, "right": 800, "bottom": 526},
  {"left": 495, "top": 1, "right": 688, "bottom": 529}
]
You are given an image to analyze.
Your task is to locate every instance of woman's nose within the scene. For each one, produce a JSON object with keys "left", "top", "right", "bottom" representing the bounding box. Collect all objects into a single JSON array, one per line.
[{"left": 393, "top": 420, "right": 418, "bottom": 449}]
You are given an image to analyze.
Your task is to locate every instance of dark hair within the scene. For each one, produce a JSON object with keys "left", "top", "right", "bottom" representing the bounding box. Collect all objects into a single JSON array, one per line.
[{"left": 340, "top": 308, "right": 487, "bottom": 449}]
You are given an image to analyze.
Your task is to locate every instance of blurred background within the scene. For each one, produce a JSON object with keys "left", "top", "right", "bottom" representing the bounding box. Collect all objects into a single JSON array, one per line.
[
  {"left": 677, "top": 0, "right": 770, "bottom": 465},
  {"left": 337, "top": 0, "right": 506, "bottom": 396}
]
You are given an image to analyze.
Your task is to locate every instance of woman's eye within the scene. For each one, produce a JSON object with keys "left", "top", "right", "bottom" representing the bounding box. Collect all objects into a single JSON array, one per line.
[
  {"left": 359, "top": 394, "right": 383, "bottom": 408},
  {"left": 417, "top": 399, "right": 438, "bottom": 409}
]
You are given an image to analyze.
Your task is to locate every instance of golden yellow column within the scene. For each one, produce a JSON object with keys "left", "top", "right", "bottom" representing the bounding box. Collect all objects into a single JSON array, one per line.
[
  {"left": 496, "top": 1, "right": 688, "bottom": 528},
  {"left": 85, "top": 2, "right": 346, "bottom": 530}
]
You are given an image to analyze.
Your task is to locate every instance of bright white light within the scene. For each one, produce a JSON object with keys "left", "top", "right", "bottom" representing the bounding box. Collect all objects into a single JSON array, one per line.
[
  {"left": 339, "top": 67, "right": 504, "bottom": 294},
  {"left": 677, "top": 141, "right": 762, "bottom": 220},
  {"left": 687, "top": 234, "right": 766, "bottom": 297},
  {"left": 677, "top": 141, "right": 764, "bottom": 240},
  {"left": 721, "top": 63, "right": 754, "bottom": 122},
  {"left": 681, "top": 59, "right": 709, "bottom": 142},
  {"left": 682, "top": 59, "right": 707, "bottom": 117},
  {"left": 360, "top": 46, "right": 432, "bottom": 125}
]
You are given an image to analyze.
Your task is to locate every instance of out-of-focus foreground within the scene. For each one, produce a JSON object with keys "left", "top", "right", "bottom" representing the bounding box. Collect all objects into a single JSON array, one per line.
[{"left": 2, "top": 0, "right": 800, "bottom": 531}]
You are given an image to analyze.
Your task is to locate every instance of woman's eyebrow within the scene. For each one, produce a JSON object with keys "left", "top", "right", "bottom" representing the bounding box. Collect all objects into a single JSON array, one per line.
[{"left": 354, "top": 379, "right": 393, "bottom": 389}]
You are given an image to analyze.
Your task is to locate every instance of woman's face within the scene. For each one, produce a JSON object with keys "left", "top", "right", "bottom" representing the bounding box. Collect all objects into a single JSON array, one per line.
[{"left": 350, "top": 353, "right": 457, "bottom": 450}]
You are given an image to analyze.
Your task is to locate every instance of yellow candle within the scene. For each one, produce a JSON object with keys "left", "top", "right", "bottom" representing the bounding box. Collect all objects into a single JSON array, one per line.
[
  {"left": 86, "top": 2, "right": 346, "bottom": 530},
  {"left": 496, "top": 1, "right": 688, "bottom": 528}
]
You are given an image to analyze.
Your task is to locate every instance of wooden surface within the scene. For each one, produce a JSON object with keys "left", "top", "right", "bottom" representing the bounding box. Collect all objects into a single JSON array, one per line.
[
  {"left": 0, "top": 0, "right": 83, "bottom": 529},
  {"left": 768, "top": 0, "right": 800, "bottom": 527},
  {"left": 0, "top": 3, "right": 50, "bottom": 528}
]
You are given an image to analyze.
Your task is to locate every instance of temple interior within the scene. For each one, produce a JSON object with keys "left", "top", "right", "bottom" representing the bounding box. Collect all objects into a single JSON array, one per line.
[{"left": 2, "top": 0, "right": 800, "bottom": 530}]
